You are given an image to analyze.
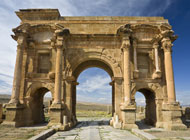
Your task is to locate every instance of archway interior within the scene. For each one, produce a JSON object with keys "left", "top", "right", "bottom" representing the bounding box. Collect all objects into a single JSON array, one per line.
[
  {"left": 30, "top": 88, "right": 52, "bottom": 125},
  {"left": 72, "top": 60, "right": 114, "bottom": 119},
  {"left": 135, "top": 89, "right": 156, "bottom": 126}
]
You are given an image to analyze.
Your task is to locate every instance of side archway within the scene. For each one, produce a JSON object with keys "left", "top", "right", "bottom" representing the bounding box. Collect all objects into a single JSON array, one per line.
[
  {"left": 132, "top": 85, "right": 157, "bottom": 126},
  {"left": 25, "top": 82, "right": 54, "bottom": 125}
]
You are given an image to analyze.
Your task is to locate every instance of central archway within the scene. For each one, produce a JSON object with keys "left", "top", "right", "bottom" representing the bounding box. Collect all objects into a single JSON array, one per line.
[{"left": 71, "top": 59, "right": 115, "bottom": 121}]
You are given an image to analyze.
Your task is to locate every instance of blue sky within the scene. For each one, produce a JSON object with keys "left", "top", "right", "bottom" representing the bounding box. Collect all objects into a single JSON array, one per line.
[{"left": 0, "top": 0, "right": 189, "bottom": 105}]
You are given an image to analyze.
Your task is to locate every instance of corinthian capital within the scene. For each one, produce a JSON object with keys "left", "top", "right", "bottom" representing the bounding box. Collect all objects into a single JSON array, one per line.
[
  {"left": 55, "top": 28, "right": 70, "bottom": 37},
  {"left": 117, "top": 24, "right": 132, "bottom": 51},
  {"left": 52, "top": 28, "right": 70, "bottom": 49},
  {"left": 11, "top": 23, "right": 30, "bottom": 41},
  {"left": 153, "top": 42, "right": 159, "bottom": 49},
  {"left": 160, "top": 24, "right": 178, "bottom": 42},
  {"left": 117, "top": 24, "right": 132, "bottom": 37},
  {"left": 121, "top": 36, "right": 130, "bottom": 51},
  {"left": 161, "top": 37, "right": 173, "bottom": 52}
]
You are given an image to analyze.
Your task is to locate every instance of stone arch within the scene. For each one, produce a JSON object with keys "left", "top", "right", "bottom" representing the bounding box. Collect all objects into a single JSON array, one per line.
[
  {"left": 131, "top": 83, "right": 162, "bottom": 100},
  {"left": 25, "top": 82, "right": 54, "bottom": 98},
  {"left": 66, "top": 51, "right": 122, "bottom": 78},
  {"left": 66, "top": 51, "right": 118, "bottom": 119},
  {"left": 132, "top": 84, "right": 158, "bottom": 126},
  {"left": 25, "top": 83, "right": 54, "bottom": 125}
]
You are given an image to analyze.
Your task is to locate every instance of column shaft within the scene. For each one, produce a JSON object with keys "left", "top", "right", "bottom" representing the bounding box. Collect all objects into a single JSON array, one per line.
[
  {"left": 53, "top": 47, "right": 62, "bottom": 104},
  {"left": 123, "top": 47, "right": 131, "bottom": 104},
  {"left": 9, "top": 45, "right": 23, "bottom": 104},
  {"left": 133, "top": 46, "right": 138, "bottom": 71},
  {"left": 164, "top": 51, "right": 176, "bottom": 103},
  {"left": 154, "top": 44, "right": 160, "bottom": 72}
]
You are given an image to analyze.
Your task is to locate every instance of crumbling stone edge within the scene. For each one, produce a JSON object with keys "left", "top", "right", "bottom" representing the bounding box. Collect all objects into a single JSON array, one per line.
[
  {"left": 28, "top": 128, "right": 56, "bottom": 140},
  {"left": 132, "top": 128, "right": 158, "bottom": 140}
]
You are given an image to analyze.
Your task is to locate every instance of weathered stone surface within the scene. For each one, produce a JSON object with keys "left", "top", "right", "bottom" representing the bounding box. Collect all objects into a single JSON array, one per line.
[
  {"left": 4, "top": 8, "right": 186, "bottom": 130},
  {"left": 0, "top": 104, "right": 2, "bottom": 123}
]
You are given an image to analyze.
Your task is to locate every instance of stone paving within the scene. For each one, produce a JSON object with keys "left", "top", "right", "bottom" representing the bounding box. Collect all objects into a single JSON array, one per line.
[{"left": 47, "top": 117, "right": 141, "bottom": 140}]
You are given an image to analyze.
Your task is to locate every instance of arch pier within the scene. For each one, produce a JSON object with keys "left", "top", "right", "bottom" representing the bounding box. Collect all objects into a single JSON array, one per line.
[{"left": 3, "top": 9, "right": 186, "bottom": 130}]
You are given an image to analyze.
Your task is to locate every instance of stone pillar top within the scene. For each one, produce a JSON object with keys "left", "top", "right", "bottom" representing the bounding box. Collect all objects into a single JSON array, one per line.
[
  {"left": 66, "top": 76, "right": 76, "bottom": 82},
  {"left": 117, "top": 24, "right": 133, "bottom": 51},
  {"left": 153, "top": 41, "right": 159, "bottom": 49},
  {"left": 11, "top": 23, "right": 30, "bottom": 49},
  {"left": 161, "top": 37, "right": 173, "bottom": 52},
  {"left": 117, "top": 24, "right": 132, "bottom": 36},
  {"left": 51, "top": 28, "right": 70, "bottom": 49}
]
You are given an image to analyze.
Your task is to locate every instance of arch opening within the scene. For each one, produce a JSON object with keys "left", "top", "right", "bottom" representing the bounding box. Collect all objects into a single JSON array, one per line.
[
  {"left": 30, "top": 87, "right": 52, "bottom": 125},
  {"left": 71, "top": 60, "right": 115, "bottom": 121},
  {"left": 135, "top": 88, "right": 157, "bottom": 127}
]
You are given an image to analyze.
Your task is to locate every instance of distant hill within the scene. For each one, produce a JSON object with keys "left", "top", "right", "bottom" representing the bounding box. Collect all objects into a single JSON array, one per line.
[{"left": 0, "top": 94, "right": 10, "bottom": 104}]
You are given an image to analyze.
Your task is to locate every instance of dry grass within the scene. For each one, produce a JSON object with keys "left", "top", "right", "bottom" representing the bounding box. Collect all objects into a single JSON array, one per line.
[
  {"left": 0, "top": 125, "right": 47, "bottom": 140},
  {"left": 76, "top": 110, "right": 112, "bottom": 118}
]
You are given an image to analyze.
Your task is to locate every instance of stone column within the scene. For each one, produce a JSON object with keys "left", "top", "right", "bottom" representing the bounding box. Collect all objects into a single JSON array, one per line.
[
  {"left": 161, "top": 37, "right": 176, "bottom": 103},
  {"left": 154, "top": 42, "right": 160, "bottom": 72},
  {"left": 152, "top": 42, "right": 161, "bottom": 79},
  {"left": 53, "top": 44, "right": 63, "bottom": 104},
  {"left": 109, "top": 81, "right": 115, "bottom": 116},
  {"left": 9, "top": 36, "right": 26, "bottom": 104},
  {"left": 122, "top": 36, "right": 131, "bottom": 105},
  {"left": 65, "top": 76, "right": 75, "bottom": 127},
  {"left": 133, "top": 41, "right": 139, "bottom": 78},
  {"left": 49, "top": 29, "right": 70, "bottom": 127},
  {"left": 117, "top": 24, "right": 137, "bottom": 129}
]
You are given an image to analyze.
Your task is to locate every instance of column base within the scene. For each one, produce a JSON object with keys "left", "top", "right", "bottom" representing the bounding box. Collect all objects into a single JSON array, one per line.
[
  {"left": 152, "top": 70, "right": 162, "bottom": 79},
  {"left": 163, "top": 123, "right": 187, "bottom": 130},
  {"left": 111, "top": 114, "right": 122, "bottom": 129},
  {"left": 3, "top": 103, "right": 25, "bottom": 127},
  {"left": 155, "top": 122, "right": 164, "bottom": 128},
  {"left": 133, "top": 70, "right": 139, "bottom": 79},
  {"left": 120, "top": 103, "right": 138, "bottom": 130},
  {"left": 48, "top": 103, "right": 65, "bottom": 126},
  {"left": 162, "top": 102, "right": 187, "bottom": 130}
]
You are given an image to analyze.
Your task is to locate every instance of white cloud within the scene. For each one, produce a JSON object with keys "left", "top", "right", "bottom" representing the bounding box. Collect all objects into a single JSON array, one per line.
[
  {"left": 77, "top": 75, "right": 111, "bottom": 93},
  {"left": 176, "top": 91, "right": 190, "bottom": 105},
  {"left": 0, "top": 73, "right": 13, "bottom": 95},
  {"left": 76, "top": 73, "right": 112, "bottom": 104}
]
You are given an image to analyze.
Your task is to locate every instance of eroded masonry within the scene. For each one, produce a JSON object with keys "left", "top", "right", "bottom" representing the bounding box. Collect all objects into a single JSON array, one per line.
[{"left": 3, "top": 9, "right": 187, "bottom": 130}]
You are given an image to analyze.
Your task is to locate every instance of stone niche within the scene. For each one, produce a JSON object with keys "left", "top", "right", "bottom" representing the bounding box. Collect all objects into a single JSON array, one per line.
[
  {"left": 32, "top": 31, "right": 53, "bottom": 43},
  {"left": 37, "top": 53, "right": 51, "bottom": 73}
]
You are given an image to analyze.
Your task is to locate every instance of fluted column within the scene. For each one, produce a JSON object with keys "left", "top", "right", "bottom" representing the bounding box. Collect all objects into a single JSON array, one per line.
[
  {"left": 52, "top": 29, "right": 66, "bottom": 104},
  {"left": 133, "top": 41, "right": 139, "bottom": 78},
  {"left": 53, "top": 45, "right": 63, "bottom": 104},
  {"left": 122, "top": 36, "right": 131, "bottom": 104},
  {"left": 154, "top": 42, "right": 160, "bottom": 72},
  {"left": 161, "top": 37, "right": 176, "bottom": 103},
  {"left": 9, "top": 36, "right": 26, "bottom": 104},
  {"left": 52, "top": 28, "right": 70, "bottom": 105}
]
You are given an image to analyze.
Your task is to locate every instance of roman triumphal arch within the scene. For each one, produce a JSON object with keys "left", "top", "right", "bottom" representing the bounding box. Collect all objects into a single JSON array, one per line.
[{"left": 3, "top": 9, "right": 186, "bottom": 130}]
